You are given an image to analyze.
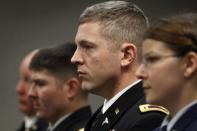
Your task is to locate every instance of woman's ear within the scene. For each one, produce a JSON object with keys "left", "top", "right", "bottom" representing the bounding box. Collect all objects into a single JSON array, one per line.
[
  {"left": 183, "top": 52, "right": 197, "bottom": 78},
  {"left": 63, "top": 77, "right": 79, "bottom": 100},
  {"left": 120, "top": 42, "right": 137, "bottom": 67}
]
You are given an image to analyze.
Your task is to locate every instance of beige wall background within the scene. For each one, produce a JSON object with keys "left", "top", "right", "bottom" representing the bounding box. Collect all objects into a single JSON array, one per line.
[{"left": 0, "top": 0, "right": 196, "bottom": 130}]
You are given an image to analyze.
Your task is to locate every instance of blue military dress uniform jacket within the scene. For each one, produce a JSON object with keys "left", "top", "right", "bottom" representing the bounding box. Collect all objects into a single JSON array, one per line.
[{"left": 154, "top": 103, "right": 197, "bottom": 131}]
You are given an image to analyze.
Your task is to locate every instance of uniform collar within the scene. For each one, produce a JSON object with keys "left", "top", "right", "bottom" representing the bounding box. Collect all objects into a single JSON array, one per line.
[
  {"left": 87, "top": 80, "right": 144, "bottom": 131},
  {"left": 102, "top": 80, "right": 141, "bottom": 114},
  {"left": 48, "top": 113, "right": 71, "bottom": 131},
  {"left": 161, "top": 101, "right": 197, "bottom": 131},
  {"left": 24, "top": 116, "right": 37, "bottom": 129}
]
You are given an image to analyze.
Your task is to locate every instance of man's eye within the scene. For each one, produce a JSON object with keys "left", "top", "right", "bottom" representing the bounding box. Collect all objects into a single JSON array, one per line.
[
  {"left": 145, "top": 56, "right": 160, "bottom": 63},
  {"left": 82, "top": 44, "right": 93, "bottom": 49},
  {"left": 23, "top": 76, "right": 30, "bottom": 82},
  {"left": 34, "top": 80, "right": 46, "bottom": 87}
]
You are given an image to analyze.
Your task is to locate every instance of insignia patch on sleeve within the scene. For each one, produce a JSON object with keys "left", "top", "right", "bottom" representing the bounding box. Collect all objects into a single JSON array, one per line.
[{"left": 139, "top": 104, "right": 169, "bottom": 115}]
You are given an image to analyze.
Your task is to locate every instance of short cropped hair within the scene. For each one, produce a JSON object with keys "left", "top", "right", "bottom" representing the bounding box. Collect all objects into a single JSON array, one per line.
[
  {"left": 79, "top": 1, "right": 149, "bottom": 49},
  {"left": 30, "top": 42, "right": 77, "bottom": 81}
]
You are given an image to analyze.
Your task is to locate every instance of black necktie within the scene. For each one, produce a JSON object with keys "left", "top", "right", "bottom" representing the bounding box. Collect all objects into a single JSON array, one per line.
[
  {"left": 160, "top": 125, "right": 167, "bottom": 131},
  {"left": 91, "top": 111, "right": 104, "bottom": 130}
]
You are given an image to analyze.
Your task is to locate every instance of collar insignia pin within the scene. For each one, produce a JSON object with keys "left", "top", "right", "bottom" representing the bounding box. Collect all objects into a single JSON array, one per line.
[
  {"left": 115, "top": 108, "right": 119, "bottom": 115},
  {"left": 102, "top": 117, "right": 109, "bottom": 126}
]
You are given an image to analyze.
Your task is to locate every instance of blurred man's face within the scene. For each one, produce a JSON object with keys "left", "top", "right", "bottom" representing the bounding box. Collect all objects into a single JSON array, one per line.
[
  {"left": 16, "top": 59, "right": 35, "bottom": 116},
  {"left": 29, "top": 70, "right": 68, "bottom": 124}
]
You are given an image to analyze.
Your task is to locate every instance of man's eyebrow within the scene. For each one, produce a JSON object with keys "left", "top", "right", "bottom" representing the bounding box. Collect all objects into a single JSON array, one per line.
[
  {"left": 32, "top": 79, "right": 45, "bottom": 83},
  {"left": 78, "top": 40, "right": 94, "bottom": 45},
  {"left": 143, "top": 51, "right": 155, "bottom": 57}
]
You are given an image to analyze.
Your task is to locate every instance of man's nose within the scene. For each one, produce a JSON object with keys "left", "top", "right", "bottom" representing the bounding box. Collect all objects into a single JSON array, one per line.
[
  {"left": 28, "top": 84, "right": 37, "bottom": 98},
  {"left": 71, "top": 49, "right": 83, "bottom": 65}
]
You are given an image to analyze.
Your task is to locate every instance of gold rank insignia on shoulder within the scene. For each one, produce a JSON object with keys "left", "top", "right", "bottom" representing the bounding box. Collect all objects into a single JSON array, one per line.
[
  {"left": 78, "top": 128, "right": 84, "bottom": 131},
  {"left": 139, "top": 104, "right": 169, "bottom": 115}
]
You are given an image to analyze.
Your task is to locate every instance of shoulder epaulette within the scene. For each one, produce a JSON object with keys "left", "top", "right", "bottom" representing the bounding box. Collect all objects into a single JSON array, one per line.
[
  {"left": 139, "top": 104, "right": 169, "bottom": 115},
  {"left": 78, "top": 128, "right": 84, "bottom": 131}
]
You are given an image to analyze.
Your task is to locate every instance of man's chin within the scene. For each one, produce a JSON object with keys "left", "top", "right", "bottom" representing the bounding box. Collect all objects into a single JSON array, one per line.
[
  {"left": 36, "top": 112, "right": 45, "bottom": 119},
  {"left": 81, "top": 83, "right": 92, "bottom": 91},
  {"left": 19, "top": 106, "right": 34, "bottom": 113}
]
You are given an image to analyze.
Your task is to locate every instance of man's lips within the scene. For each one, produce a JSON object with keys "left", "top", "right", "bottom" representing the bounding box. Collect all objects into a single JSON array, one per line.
[
  {"left": 77, "top": 71, "right": 87, "bottom": 77},
  {"left": 32, "top": 101, "right": 40, "bottom": 109},
  {"left": 143, "top": 86, "right": 151, "bottom": 89},
  {"left": 142, "top": 85, "right": 151, "bottom": 92},
  {"left": 18, "top": 98, "right": 30, "bottom": 104},
  {"left": 18, "top": 100, "right": 28, "bottom": 106}
]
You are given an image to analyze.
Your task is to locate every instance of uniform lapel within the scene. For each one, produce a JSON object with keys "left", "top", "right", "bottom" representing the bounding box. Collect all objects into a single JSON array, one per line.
[
  {"left": 172, "top": 103, "right": 197, "bottom": 131},
  {"left": 33, "top": 119, "right": 48, "bottom": 131},
  {"left": 85, "top": 106, "right": 103, "bottom": 131},
  {"left": 90, "top": 81, "right": 144, "bottom": 131},
  {"left": 54, "top": 106, "right": 91, "bottom": 131}
]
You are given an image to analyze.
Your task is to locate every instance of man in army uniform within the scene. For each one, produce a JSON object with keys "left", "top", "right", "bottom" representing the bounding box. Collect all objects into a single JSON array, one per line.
[
  {"left": 16, "top": 50, "right": 48, "bottom": 131},
  {"left": 71, "top": 1, "right": 168, "bottom": 131},
  {"left": 28, "top": 43, "right": 92, "bottom": 131}
]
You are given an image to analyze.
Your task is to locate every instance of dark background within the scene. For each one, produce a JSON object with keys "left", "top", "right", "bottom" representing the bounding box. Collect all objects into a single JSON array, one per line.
[{"left": 0, "top": 0, "right": 196, "bottom": 130}]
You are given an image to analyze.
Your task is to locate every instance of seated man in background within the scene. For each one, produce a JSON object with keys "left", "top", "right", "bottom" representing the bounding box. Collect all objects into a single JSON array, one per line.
[
  {"left": 28, "top": 43, "right": 92, "bottom": 131},
  {"left": 16, "top": 50, "right": 48, "bottom": 131}
]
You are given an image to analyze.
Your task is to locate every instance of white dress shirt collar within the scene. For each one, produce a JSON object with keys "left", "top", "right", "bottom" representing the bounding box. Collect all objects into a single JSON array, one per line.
[
  {"left": 48, "top": 113, "right": 71, "bottom": 131},
  {"left": 102, "top": 80, "right": 141, "bottom": 114},
  {"left": 24, "top": 116, "right": 37, "bottom": 129}
]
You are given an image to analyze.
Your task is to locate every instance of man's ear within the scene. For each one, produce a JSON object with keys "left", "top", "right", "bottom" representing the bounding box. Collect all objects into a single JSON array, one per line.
[
  {"left": 120, "top": 42, "right": 137, "bottom": 67},
  {"left": 63, "top": 77, "right": 79, "bottom": 100},
  {"left": 183, "top": 52, "right": 197, "bottom": 78}
]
